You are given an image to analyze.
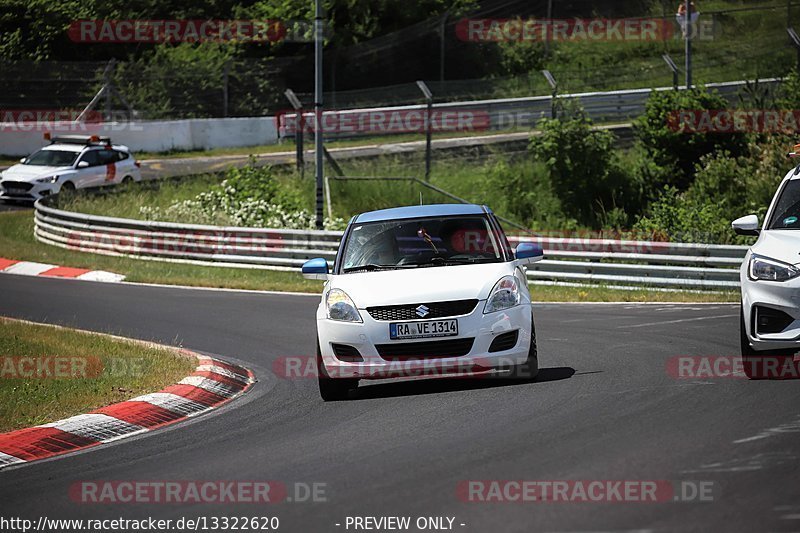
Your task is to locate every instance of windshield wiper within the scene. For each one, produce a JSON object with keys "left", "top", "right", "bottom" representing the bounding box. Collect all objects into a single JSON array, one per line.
[
  {"left": 401, "top": 256, "right": 496, "bottom": 267},
  {"left": 343, "top": 264, "right": 393, "bottom": 273}
]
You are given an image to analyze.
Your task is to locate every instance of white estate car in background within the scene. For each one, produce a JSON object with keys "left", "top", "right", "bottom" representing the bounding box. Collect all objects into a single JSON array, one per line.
[
  {"left": 733, "top": 164, "right": 800, "bottom": 378},
  {"left": 302, "top": 204, "right": 544, "bottom": 401},
  {"left": 0, "top": 134, "right": 142, "bottom": 203}
]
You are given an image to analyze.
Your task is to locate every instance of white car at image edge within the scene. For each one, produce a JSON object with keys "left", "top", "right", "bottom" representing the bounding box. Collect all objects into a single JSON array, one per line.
[
  {"left": 301, "top": 203, "right": 544, "bottom": 401},
  {"left": 0, "top": 134, "right": 142, "bottom": 202},
  {"left": 733, "top": 163, "right": 800, "bottom": 378}
]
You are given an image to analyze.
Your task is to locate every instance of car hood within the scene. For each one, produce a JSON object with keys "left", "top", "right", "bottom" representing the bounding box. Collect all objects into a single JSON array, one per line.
[
  {"left": 1, "top": 164, "right": 71, "bottom": 182},
  {"left": 330, "top": 262, "right": 516, "bottom": 307},
  {"left": 753, "top": 230, "right": 800, "bottom": 266}
]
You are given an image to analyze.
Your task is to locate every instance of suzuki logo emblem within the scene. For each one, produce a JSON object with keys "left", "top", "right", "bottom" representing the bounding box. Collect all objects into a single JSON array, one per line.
[{"left": 415, "top": 305, "right": 430, "bottom": 318}]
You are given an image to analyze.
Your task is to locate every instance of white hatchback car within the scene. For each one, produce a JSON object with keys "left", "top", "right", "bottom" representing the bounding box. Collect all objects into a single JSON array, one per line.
[
  {"left": 302, "top": 204, "right": 544, "bottom": 400},
  {"left": 0, "top": 134, "right": 142, "bottom": 203},
  {"left": 733, "top": 165, "right": 800, "bottom": 378}
]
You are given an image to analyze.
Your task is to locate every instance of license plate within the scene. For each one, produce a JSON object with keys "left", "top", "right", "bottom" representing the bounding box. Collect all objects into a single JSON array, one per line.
[{"left": 390, "top": 319, "right": 458, "bottom": 340}]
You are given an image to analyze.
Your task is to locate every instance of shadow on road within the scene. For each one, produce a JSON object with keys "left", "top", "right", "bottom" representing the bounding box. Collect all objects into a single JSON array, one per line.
[{"left": 354, "top": 366, "right": 576, "bottom": 400}]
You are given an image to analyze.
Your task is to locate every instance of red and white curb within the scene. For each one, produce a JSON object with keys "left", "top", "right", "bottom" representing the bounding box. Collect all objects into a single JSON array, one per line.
[
  {"left": 0, "top": 257, "right": 124, "bottom": 282},
  {"left": 0, "top": 347, "right": 254, "bottom": 470}
]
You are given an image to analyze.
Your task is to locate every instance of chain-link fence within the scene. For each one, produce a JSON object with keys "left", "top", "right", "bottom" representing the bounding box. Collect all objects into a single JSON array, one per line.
[{"left": 0, "top": 1, "right": 797, "bottom": 119}]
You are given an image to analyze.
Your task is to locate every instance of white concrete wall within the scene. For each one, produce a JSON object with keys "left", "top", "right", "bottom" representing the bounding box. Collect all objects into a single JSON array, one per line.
[{"left": 0, "top": 117, "right": 279, "bottom": 156}]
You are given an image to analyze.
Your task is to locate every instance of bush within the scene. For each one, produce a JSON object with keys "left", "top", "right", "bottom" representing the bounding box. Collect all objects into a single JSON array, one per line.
[
  {"left": 529, "top": 104, "right": 635, "bottom": 228},
  {"left": 483, "top": 159, "right": 579, "bottom": 231},
  {"left": 635, "top": 87, "right": 748, "bottom": 190},
  {"left": 140, "top": 162, "right": 346, "bottom": 230},
  {"left": 634, "top": 135, "right": 794, "bottom": 243},
  {"left": 632, "top": 186, "right": 729, "bottom": 243}
]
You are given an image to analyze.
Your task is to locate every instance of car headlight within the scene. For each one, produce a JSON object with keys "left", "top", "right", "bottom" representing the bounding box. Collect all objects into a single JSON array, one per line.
[
  {"left": 35, "top": 175, "right": 58, "bottom": 184},
  {"left": 484, "top": 275, "right": 521, "bottom": 314},
  {"left": 749, "top": 255, "right": 800, "bottom": 282},
  {"left": 326, "top": 289, "right": 362, "bottom": 322}
]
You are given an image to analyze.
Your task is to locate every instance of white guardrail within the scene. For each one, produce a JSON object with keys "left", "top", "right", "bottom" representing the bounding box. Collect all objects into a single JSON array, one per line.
[
  {"left": 34, "top": 200, "right": 748, "bottom": 291},
  {"left": 278, "top": 78, "right": 780, "bottom": 141}
]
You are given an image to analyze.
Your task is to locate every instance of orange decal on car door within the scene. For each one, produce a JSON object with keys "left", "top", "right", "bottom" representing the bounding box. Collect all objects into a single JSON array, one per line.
[{"left": 105, "top": 163, "right": 116, "bottom": 182}]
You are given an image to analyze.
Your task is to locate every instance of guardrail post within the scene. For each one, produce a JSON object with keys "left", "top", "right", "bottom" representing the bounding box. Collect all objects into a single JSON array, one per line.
[{"left": 541, "top": 70, "right": 557, "bottom": 119}]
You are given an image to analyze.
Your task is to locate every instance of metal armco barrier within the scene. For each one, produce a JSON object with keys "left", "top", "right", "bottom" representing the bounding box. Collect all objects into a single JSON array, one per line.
[
  {"left": 278, "top": 78, "right": 779, "bottom": 140},
  {"left": 34, "top": 200, "right": 748, "bottom": 290}
]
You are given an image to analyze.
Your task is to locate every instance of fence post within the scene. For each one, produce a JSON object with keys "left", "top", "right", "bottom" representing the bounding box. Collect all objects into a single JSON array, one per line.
[
  {"left": 222, "top": 61, "right": 231, "bottom": 117},
  {"left": 416, "top": 81, "right": 433, "bottom": 181},
  {"left": 284, "top": 89, "right": 305, "bottom": 177},
  {"left": 103, "top": 59, "right": 116, "bottom": 122}
]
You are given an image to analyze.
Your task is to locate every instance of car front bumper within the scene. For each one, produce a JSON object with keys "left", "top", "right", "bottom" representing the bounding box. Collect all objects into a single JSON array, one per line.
[
  {"left": 316, "top": 302, "right": 533, "bottom": 379},
  {"left": 741, "top": 266, "right": 800, "bottom": 352},
  {"left": 0, "top": 181, "right": 55, "bottom": 202}
]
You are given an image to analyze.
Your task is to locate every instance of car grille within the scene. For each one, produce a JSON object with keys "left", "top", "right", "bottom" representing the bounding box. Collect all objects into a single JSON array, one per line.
[
  {"left": 1, "top": 181, "right": 34, "bottom": 192},
  {"left": 376, "top": 338, "right": 475, "bottom": 360},
  {"left": 367, "top": 299, "right": 478, "bottom": 321},
  {"left": 488, "top": 330, "right": 519, "bottom": 353}
]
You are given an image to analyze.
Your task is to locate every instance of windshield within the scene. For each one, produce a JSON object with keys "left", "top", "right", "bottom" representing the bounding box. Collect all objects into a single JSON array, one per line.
[
  {"left": 340, "top": 215, "right": 505, "bottom": 273},
  {"left": 23, "top": 149, "right": 78, "bottom": 167},
  {"left": 768, "top": 179, "right": 800, "bottom": 230}
]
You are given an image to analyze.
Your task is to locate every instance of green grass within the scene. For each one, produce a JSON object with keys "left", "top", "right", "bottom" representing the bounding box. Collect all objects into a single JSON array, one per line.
[
  {"left": 132, "top": 129, "right": 522, "bottom": 161},
  {"left": 0, "top": 209, "right": 736, "bottom": 302},
  {"left": 498, "top": 0, "right": 794, "bottom": 97},
  {"left": 0, "top": 319, "right": 196, "bottom": 432},
  {"left": 529, "top": 284, "right": 736, "bottom": 303},
  {"left": 57, "top": 156, "right": 569, "bottom": 230}
]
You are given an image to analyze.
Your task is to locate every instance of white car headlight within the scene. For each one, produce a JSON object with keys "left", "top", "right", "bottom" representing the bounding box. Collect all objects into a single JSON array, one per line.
[
  {"left": 484, "top": 275, "right": 521, "bottom": 314},
  {"left": 749, "top": 255, "right": 800, "bottom": 282},
  {"left": 326, "top": 289, "right": 362, "bottom": 322},
  {"left": 35, "top": 175, "right": 58, "bottom": 184}
]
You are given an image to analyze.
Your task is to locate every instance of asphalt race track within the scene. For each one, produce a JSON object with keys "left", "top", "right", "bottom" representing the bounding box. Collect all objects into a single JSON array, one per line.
[{"left": 0, "top": 274, "right": 798, "bottom": 532}]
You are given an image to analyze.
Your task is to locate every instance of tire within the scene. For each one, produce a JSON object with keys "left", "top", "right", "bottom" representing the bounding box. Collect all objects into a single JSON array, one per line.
[
  {"left": 60, "top": 181, "right": 75, "bottom": 192},
  {"left": 121, "top": 176, "right": 134, "bottom": 185},
  {"left": 511, "top": 319, "right": 539, "bottom": 381},
  {"left": 317, "top": 341, "right": 358, "bottom": 401}
]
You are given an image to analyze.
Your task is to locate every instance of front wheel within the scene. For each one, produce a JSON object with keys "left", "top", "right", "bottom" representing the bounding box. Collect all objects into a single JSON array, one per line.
[
  {"left": 317, "top": 342, "right": 358, "bottom": 401},
  {"left": 509, "top": 316, "right": 539, "bottom": 381}
]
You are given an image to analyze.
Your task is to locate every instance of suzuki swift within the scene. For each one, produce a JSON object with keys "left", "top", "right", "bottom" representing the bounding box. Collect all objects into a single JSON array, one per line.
[{"left": 302, "top": 204, "right": 543, "bottom": 400}]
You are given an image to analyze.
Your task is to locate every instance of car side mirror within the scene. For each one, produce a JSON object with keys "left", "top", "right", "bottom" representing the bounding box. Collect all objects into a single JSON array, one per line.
[
  {"left": 514, "top": 242, "right": 544, "bottom": 265},
  {"left": 732, "top": 214, "right": 759, "bottom": 236},
  {"left": 77, "top": 161, "right": 90, "bottom": 168},
  {"left": 19, "top": 158, "right": 26, "bottom": 164},
  {"left": 302, "top": 258, "right": 330, "bottom": 280}
]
